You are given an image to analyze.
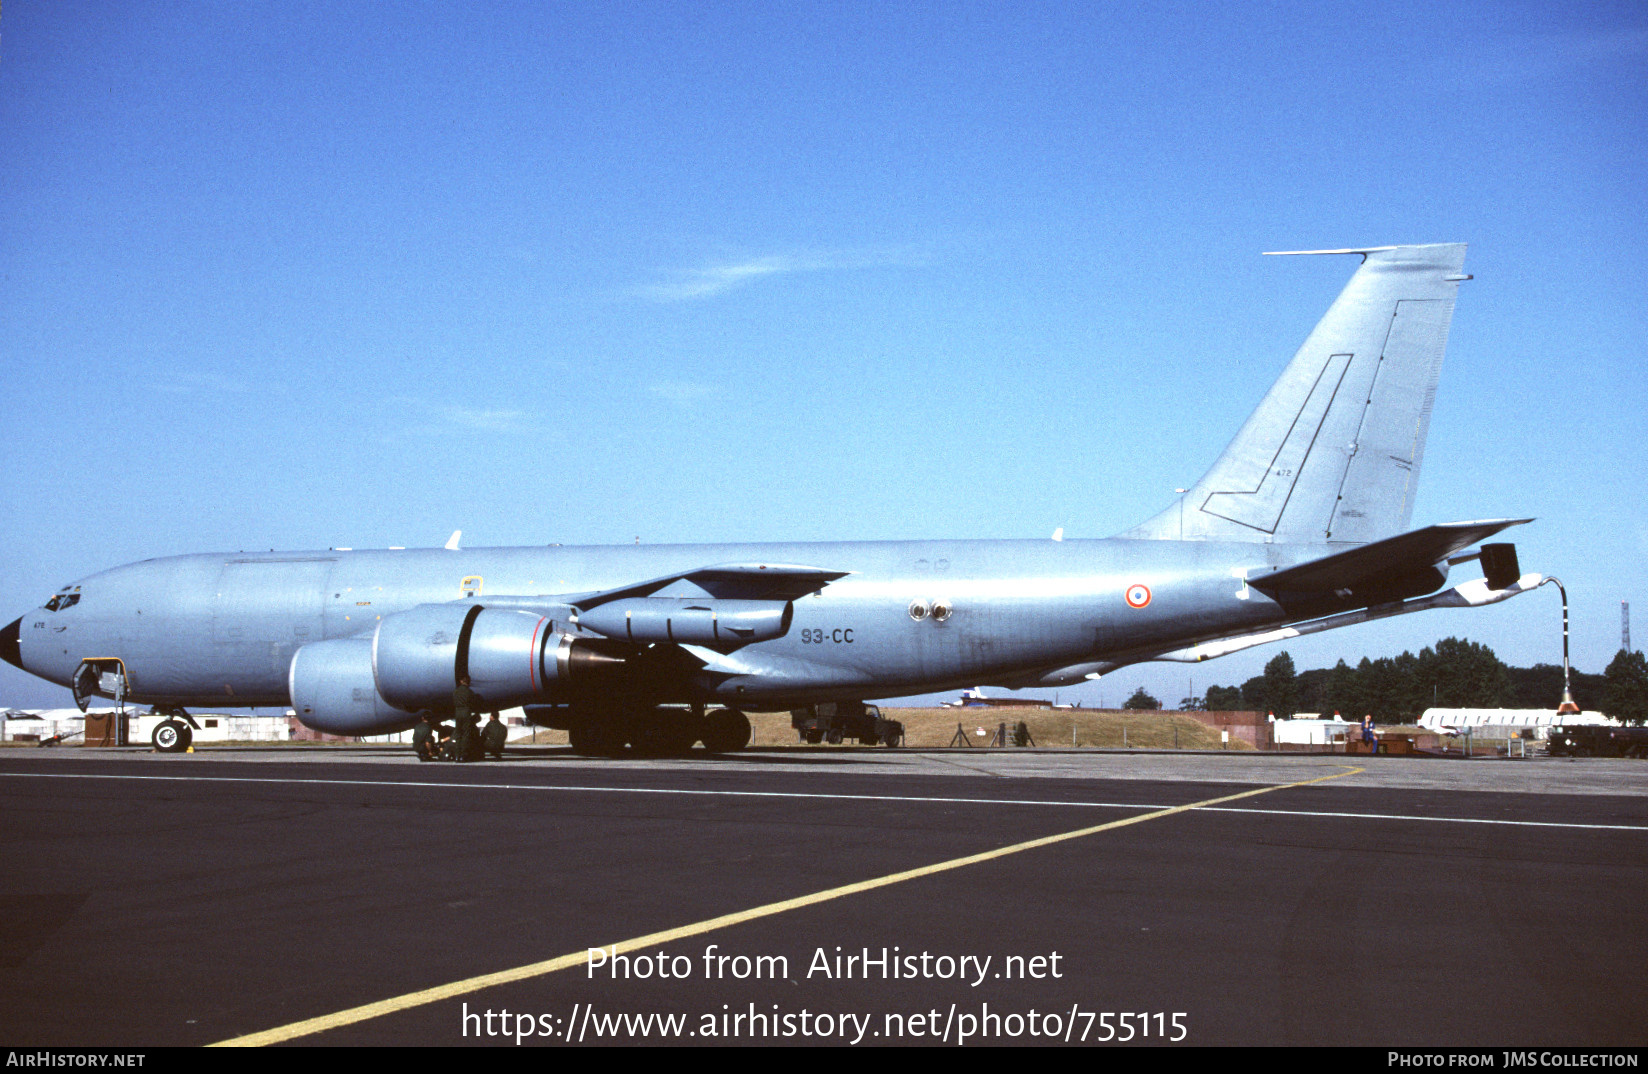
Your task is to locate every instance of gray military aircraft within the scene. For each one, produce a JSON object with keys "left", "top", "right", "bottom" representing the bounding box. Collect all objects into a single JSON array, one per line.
[{"left": 2, "top": 243, "right": 1542, "bottom": 754}]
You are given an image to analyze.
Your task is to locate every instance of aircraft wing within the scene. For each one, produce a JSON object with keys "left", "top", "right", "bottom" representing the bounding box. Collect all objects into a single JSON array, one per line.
[
  {"left": 1250, "top": 519, "right": 1531, "bottom": 598},
  {"left": 558, "top": 563, "right": 851, "bottom": 611},
  {"left": 460, "top": 563, "right": 851, "bottom": 652}
]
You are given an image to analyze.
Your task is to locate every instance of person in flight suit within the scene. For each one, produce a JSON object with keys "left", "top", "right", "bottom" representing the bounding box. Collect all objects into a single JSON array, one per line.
[
  {"left": 412, "top": 713, "right": 439, "bottom": 762},
  {"left": 452, "top": 676, "right": 481, "bottom": 763},
  {"left": 482, "top": 712, "right": 507, "bottom": 760}
]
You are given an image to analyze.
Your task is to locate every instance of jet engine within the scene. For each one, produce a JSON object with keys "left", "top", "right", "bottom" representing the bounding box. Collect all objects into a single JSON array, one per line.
[
  {"left": 288, "top": 635, "right": 415, "bottom": 735},
  {"left": 289, "top": 603, "right": 627, "bottom": 734},
  {"left": 373, "top": 603, "right": 626, "bottom": 713}
]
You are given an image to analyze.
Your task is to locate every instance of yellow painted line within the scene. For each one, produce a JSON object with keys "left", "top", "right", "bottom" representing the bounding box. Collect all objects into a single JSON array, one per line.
[{"left": 211, "top": 765, "right": 1363, "bottom": 1046}]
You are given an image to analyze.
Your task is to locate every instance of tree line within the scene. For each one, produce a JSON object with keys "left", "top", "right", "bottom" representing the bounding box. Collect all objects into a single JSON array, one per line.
[{"left": 1153, "top": 638, "right": 1648, "bottom": 725}]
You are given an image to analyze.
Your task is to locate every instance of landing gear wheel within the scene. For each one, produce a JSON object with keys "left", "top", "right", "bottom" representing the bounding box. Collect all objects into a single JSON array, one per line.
[
  {"left": 630, "top": 710, "right": 697, "bottom": 757},
  {"left": 152, "top": 719, "right": 191, "bottom": 753},
  {"left": 569, "top": 715, "right": 627, "bottom": 757},
  {"left": 701, "top": 709, "right": 752, "bottom": 753}
]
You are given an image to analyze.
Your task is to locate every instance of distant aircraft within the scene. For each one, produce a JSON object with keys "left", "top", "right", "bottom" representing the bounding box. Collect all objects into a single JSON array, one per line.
[{"left": 2, "top": 244, "right": 1543, "bottom": 754}]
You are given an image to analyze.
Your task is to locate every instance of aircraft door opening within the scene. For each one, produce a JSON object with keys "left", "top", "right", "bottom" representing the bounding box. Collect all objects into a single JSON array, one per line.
[{"left": 73, "top": 658, "right": 131, "bottom": 745}]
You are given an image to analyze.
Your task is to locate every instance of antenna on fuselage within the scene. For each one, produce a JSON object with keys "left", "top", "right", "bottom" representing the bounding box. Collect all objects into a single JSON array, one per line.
[{"left": 445, "top": 530, "right": 462, "bottom": 551}]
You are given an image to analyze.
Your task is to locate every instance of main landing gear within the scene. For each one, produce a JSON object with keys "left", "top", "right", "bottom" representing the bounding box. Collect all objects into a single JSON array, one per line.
[
  {"left": 700, "top": 708, "right": 753, "bottom": 753},
  {"left": 566, "top": 706, "right": 751, "bottom": 757}
]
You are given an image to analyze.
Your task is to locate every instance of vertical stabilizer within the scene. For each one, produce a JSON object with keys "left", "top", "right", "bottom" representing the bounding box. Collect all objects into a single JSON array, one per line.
[{"left": 1123, "top": 244, "right": 1468, "bottom": 545}]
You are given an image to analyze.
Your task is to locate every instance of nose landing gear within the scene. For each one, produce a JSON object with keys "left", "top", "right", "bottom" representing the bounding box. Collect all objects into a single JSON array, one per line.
[
  {"left": 148, "top": 704, "right": 199, "bottom": 753},
  {"left": 152, "top": 719, "right": 192, "bottom": 753}
]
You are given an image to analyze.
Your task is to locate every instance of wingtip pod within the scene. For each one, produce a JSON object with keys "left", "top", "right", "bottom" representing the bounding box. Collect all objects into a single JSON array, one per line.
[{"left": 1124, "top": 242, "right": 1470, "bottom": 545}]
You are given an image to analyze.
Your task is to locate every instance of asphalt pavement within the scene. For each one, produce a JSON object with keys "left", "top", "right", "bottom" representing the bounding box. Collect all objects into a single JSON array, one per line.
[{"left": 1, "top": 746, "right": 1642, "bottom": 1047}]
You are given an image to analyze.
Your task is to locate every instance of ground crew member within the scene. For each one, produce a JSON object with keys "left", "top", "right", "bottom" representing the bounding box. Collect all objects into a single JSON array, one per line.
[
  {"left": 453, "top": 676, "right": 481, "bottom": 763},
  {"left": 1361, "top": 713, "right": 1377, "bottom": 754},
  {"left": 412, "top": 713, "right": 438, "bottom": 762},
  {"left": 482, "top": 712, "right": 507, "bottom": 760}
]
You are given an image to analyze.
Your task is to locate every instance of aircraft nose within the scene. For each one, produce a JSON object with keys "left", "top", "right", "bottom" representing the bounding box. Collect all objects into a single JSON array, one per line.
[{"left": 1, "top": 618, "right": 22, "bottom": 670}]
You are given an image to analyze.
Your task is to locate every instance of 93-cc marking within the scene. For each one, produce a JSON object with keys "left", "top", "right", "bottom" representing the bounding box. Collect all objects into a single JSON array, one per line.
[{"left": 800, "top": 628, "right": 854, "bottom": 644}]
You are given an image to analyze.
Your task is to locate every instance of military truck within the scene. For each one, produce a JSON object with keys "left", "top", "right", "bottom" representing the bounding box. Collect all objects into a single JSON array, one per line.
[
  {"left": 791, "top": 702, "right": 903, "bottom": 746},
  {"left": 1546, "top": 725, "right": 1648, "bottom": 758}
]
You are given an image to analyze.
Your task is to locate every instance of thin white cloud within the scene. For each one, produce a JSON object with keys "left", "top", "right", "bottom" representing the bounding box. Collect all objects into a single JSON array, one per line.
[
  {"left": 389, "top": 396, "right": 534, "bottom": 434},
  {"left": 648, "top": 380, "right": 716, "bottom": 406},
  {"left": 639, "top": 254, "right": 829, "bottom": 301},
  {"left": 152, "top": 370, "right": 258, "bottom": 395},
  {"left": 442, "top": 406, "right": 531, "bottom": 433},
  {"left": 636, "top": 246, "right": 928, "bottom": 302}
]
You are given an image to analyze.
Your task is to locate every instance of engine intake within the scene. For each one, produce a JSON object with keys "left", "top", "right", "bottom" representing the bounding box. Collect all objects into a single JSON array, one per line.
[{"left": 289, "top": 636, "right": 415, "bottom": 735}]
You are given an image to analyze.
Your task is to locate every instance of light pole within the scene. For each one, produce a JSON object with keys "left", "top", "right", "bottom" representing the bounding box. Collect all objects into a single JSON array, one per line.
[{"left": 1537, "top": 577, "right": 1581, "bottom": 716}]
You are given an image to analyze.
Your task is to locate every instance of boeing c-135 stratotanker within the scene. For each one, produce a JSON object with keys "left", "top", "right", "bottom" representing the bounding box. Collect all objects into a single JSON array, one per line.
[{"left": 2, "top": 244, "right": 1543, "bottom": 754}]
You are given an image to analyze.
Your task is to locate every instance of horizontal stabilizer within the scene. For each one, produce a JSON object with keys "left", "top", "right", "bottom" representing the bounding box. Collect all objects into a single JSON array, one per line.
[
  {"left": 1155, "top": 571, "right": 1545, "bottom": 664},
  {"left": 1252, "top": 519, "right": 1530, "bottom": 596},
  {"left": 1262, "top": 247, "right": 1400, "bottom": 256}
]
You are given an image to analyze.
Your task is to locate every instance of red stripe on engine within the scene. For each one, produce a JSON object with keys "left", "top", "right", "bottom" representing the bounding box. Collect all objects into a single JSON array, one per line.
[{"left": 530, "top": 617, "right": 548, "bottom": 691}]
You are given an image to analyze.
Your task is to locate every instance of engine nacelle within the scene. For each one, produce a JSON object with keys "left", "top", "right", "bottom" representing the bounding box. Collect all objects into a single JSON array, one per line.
[
  {"left": 574, "top": 597, "right": 791, "bottom": 646},
  {"left": 372, "top": 603, "right": 626, "bottom": 714},
  {"left": 289, "top": 636, "right": 417, "bottom": 735}
]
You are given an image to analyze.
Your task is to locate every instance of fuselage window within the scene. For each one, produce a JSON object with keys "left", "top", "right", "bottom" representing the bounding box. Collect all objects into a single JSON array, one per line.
[{"left": 43, "top": 593, "right": 80, "bottom": 612}]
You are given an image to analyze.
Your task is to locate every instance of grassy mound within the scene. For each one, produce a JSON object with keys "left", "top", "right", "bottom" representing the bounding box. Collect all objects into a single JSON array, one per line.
[{"left": 749, "top": 707, "right": 1251, "bottom": 749}]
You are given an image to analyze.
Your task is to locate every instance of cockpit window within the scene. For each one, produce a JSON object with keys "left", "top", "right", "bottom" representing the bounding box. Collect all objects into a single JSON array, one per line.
[{"left": 44, "top": 587, "right": 80, "bottom": 612}]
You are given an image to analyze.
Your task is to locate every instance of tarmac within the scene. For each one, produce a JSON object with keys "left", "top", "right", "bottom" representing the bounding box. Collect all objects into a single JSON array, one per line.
[{"left": 1, "top": 745, "right": 1643, "bottom": 1047}]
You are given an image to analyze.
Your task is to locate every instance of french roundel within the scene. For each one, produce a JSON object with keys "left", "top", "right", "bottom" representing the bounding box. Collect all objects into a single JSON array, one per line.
[{"left": 1125, "top": 584, "right": 1152, "bottom": 609}]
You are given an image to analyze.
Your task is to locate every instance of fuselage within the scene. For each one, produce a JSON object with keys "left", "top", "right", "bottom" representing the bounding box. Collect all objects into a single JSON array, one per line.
[
  {"left": 2, "top": 246, "right": 1486, "bottom": 724},
  {"left": 5, "top": 536, "right": 1332, "bottom": 710}
]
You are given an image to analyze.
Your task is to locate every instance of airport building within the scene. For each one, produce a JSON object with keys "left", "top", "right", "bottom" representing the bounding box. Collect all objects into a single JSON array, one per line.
[
  {"left": 1, "top": 706, "right": 536, "bottom": 746},
  {"left": 1270, "top": 715, "right": 1357, "bottom": 747},
  {"left": 1417, "top": 708, "right": 1615, "bottom": 739}
]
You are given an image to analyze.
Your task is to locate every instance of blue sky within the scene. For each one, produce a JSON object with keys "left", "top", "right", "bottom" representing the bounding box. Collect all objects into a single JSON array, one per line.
[{"left": 2, "top": 1, "right": 1644, "bottom": 710}]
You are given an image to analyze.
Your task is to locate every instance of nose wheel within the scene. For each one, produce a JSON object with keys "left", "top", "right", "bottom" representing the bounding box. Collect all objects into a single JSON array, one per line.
[{"left": 152, "top": 719, "right": 192, "bottom": 753}]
